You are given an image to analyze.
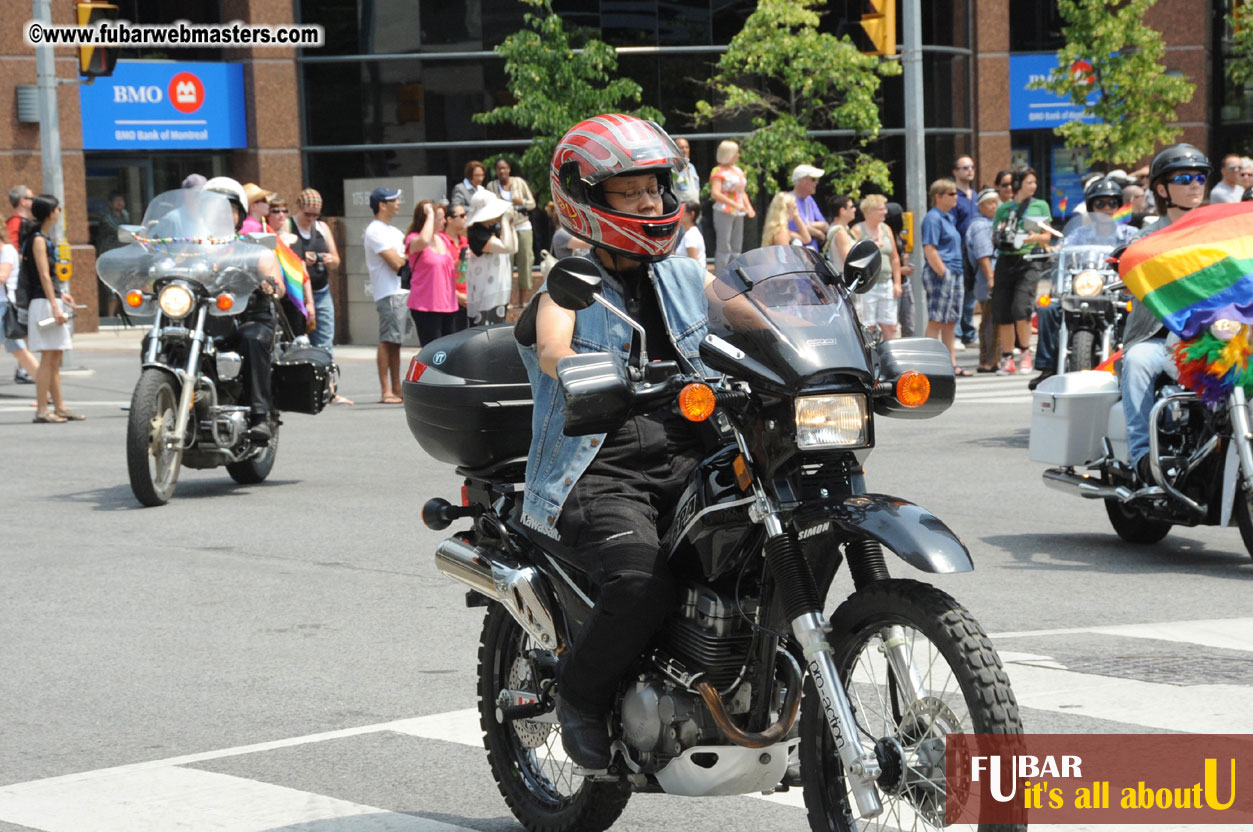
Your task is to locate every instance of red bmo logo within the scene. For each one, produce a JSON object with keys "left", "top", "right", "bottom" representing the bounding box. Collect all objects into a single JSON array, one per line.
[{"left": 168, "top": 72, "right": 204, "bottom": 114}]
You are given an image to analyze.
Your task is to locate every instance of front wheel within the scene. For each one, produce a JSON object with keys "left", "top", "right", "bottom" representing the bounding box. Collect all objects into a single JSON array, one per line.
[
  {"left": 1234, "top": 480, "right": 1253, "bottom": 560},
  {"left": 126, "top": 368, "right": 184, "bottom": 507},
  {"left": 227, "top": 421, "right": 279, "bottom": 484},
  {"left": 1067, "top": 329, "right": 1097, "bottom": 372},
  {"left": 1104, "top": 498, "right": 1172, "bottom": 544},
  {"left": 477, "top": 604, "right": 630, "bottom": 832},
  {"left": 800, "top": 579, "right": 1022, "bottom": 832}
]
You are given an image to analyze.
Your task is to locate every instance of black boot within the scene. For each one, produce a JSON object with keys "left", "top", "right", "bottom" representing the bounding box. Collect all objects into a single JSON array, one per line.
[
  {"left": 1136, "top": 455, "right": 1153, "bottom": 485},
  {"left": 247, "top": 418, "right": 272, "bottom": 444},
  {"left": 554, "top": 694, "right": 611, "bottom": 769}
]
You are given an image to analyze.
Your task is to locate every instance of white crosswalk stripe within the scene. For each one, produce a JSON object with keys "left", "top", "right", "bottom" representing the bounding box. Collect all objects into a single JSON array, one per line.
[
  {"left": 953, "top": 373, "right": 1037, "bottom": 404},
  {"left": 1, "top": 616, "right": 1247, "bottom": 831}
]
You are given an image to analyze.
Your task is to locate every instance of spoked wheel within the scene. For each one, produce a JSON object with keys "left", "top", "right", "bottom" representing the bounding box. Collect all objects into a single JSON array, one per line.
[
  {"left": 800, "top": 579, "right": 1022, "bottom": 832},
  {"left": 1104, "top": 498, "right": 1172, "bottom": 544},
  {"left": 126, "top": 369, "right": 184, "bottom": 507},
  {"left": 1234, "top": 479, "right": 1253, "bottom": 560},
  {"left": 477, "top": 604, "right": 630, "bottom": 832},
  {"left": 227, "top": 420, "right": 279, "bottom": 484}
]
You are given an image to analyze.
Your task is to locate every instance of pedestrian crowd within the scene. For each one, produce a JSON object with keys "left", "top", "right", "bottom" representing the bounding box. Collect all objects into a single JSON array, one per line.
[{"left": 9, "top": 139, "right": 1252, "bottom": 408}]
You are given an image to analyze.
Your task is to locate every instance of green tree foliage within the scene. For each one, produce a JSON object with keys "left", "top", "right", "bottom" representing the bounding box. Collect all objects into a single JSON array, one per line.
[
  {"left": 473, "top": 0, "right": 662, "bottom": 205},
  {"left": 693, "top": 0, "right": 899, "bottom": 199},
  {"left": 1226, "top": 1, "right": 1253, "bottom": 86},
  {"left": 1030, "top": 0, "right": 1195, "bottom": 167}
]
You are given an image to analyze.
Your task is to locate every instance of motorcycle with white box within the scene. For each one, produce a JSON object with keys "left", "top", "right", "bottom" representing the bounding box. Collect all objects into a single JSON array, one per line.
[{"left": 1029, "top": 330, "right": 1253, "bottom": 555}]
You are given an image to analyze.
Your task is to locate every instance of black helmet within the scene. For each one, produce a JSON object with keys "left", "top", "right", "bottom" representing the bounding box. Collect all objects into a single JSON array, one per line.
[
  {"left": 1149, "top": 143, "right": 1211, "bottom": 185},
  {"left": 1083, "top": 177, "right": 1124, "bottom": 211}
]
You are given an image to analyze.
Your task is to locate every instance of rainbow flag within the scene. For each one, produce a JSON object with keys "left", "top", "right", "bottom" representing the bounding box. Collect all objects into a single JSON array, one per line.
[
  {"left": 274, "top": 237, "right": 308, "bottom": 319},
  {"left": 1118, "top": 202, "right": 1253, "bottom": 340},
  {"left": 1112, "top": 203, "right": 1134, "bottom": 225}
]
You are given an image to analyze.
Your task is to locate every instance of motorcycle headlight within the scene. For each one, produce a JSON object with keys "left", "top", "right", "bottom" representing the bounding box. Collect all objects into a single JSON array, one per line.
[
  {"left": 795, "top": 394, "right": 868, "bottom": 449},
  {"left": 1209, "top": 319, "right": 1245, "bottom": 342},
  {"left": 1073, "top": 270, "right": 1104, "bottom": 297},
  {"left": 157, "top": 284, "right": 195, "bottom": 319}
]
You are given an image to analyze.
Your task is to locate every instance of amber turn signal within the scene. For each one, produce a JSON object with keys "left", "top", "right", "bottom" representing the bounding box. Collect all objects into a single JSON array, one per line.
[
  {"left": 1125, "top": 300, "right": 1133, "bottom": 313},
  {"left": 1037, "top": 295, "right": 1052, "bottom": 307},
  {"left": 125, "top": 290, "right": 144, "bottom": 308},
  {"left": 896, "top": 370, "right": 930, "bottom": 408},
  {"left": 215, "top": 293, "right": 235, "bottom": 312},
  {"left": 678, "top": 383, "right": 717, "bottom": 422}
]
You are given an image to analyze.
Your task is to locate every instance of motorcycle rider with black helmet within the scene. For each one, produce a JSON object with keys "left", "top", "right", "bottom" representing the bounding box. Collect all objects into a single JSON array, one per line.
[
  {"left": 1029, "top": 176, "right": 1139, "bottom": 389},
  {"left": 516, "top": 115, "right": 711, "bottom": 769},
  {"left": 202, "top": 176, "right": 285, "bottom": 443},
  {"left": 1121, "top": 143, "right": 1210, "bottom": 483}
]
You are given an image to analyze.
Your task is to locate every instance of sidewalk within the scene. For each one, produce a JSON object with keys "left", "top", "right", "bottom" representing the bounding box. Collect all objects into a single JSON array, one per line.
[{"left": 70, "top": 326, "right": 381, "bottom": 362}]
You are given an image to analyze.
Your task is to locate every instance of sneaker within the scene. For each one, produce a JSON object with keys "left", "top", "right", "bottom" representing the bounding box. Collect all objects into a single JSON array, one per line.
[
  {"left": 995, "top": 356, "right": 1017, "bottom": 375},
  {"left": 1018, "top": 349, "right": 1033, "bottom": 373},
  {"left": 14, "top": 368, "right": 33, "bottom": 384},
  {"left": 954, "top": 340, "right": 967, "bottom": 351}
]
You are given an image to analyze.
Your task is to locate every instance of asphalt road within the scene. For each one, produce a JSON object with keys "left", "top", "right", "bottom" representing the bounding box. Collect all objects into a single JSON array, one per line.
[{"left": 1, "top": 339, "right": 1250, "bottom": 832}]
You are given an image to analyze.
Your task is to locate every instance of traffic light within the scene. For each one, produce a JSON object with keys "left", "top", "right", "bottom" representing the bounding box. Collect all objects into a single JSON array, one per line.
[
  {"left": 76, "top": 2, "right": 120, "bottom": 79},
  {"left": 900, "top": 211, "right": 914, "bottom": 253},
  {"left": 859, "top": 0, "right": 896, "bottom": 57}
]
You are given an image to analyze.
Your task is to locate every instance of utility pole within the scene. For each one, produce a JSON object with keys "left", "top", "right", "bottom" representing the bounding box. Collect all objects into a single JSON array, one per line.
[
  {"left": 34, "top": 0, "right": 66, "bottom": 218},
  {"left": 902, "top": 0, "right": 926, "bottom": 335}
]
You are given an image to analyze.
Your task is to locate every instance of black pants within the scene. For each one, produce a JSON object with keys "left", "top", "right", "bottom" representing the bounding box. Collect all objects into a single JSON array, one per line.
[
  {"left": 409, "top": 309, "right": 460, "bottom": 346},
  {"left": 232, "top": 307, "right": 275, "bottom": 420},
  {"left": 556, "top": 411, "right": 702, "bottom": 712}
]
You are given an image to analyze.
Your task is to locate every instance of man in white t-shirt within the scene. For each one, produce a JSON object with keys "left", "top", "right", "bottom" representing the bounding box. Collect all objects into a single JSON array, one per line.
[
  {"left": 363, "top": 186, "right": 408, "bottom": 403},
  {"left": 1209, "top": 154, "right": 1244, "bottom": 203},
  {"left": 0, "top": 241, "right": 38, "bottom": 383}
]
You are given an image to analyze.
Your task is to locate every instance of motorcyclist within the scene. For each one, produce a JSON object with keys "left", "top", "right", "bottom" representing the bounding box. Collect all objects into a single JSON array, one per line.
[
  {"left": 1029, "top": 177, "right": 1138, "bottom": 389},
  {"left": 1120, "top": 143, "right": 1210, "bottom": 483},
  {"left": 202, "top": 176, "right": 285, "bottom": 443},
  {"left": 515, "top": 114, "right": 710, "bottom": 769}
]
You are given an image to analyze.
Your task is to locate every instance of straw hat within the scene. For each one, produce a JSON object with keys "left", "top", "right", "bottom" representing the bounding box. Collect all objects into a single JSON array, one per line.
[
  {"left": 243, "top": 182, "right": 276, "bottom": 205},
  {"left": 467, "top": 190, "right": 511, "bottom": 225}
]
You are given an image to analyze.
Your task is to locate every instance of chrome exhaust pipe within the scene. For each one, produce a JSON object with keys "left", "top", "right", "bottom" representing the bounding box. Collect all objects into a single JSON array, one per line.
[
  {"left": 1042, "top": 467, "right": 1134, "bottom": 502},
  {"left": 434, "top": 537, "right": 560, "bottom": 649}
]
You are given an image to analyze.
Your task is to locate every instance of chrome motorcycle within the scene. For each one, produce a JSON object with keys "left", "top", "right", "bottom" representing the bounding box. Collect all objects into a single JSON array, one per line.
[
  {"left": 1045, "top": 213, "right": 1131, "bottom": 373},
  {"left": 97, "top": 189, "right": 331, "bottom": 507},
  {"left": 405, "top": 242, "right": 1021, "bottom": 831}
]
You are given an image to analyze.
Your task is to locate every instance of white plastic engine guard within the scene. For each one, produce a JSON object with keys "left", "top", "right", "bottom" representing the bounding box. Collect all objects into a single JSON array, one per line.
[{"left": 654, "top": 738, "right": 799, "bottom": 797}]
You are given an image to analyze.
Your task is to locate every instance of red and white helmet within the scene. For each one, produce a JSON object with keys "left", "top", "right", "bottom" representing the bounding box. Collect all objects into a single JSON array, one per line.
[{"left": 551, "top": 114, "right": 686, "bottom": 262}]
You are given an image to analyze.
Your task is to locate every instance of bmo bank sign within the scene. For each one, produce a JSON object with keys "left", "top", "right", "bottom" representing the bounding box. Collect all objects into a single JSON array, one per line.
[{"left": 80, "top": 60, "right": 246, "bottom": 150}]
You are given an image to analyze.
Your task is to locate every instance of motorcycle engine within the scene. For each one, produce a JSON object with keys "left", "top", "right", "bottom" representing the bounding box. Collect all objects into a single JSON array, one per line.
[{"left": 620, "top": 584, "right": 756, "bottom": 763}]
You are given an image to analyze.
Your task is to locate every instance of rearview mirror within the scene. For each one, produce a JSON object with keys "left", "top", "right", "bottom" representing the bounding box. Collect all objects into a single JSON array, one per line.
[
  {"left": 245, "top": 232, "right": 277, "bottom": 250},
  {"left": 547, "top": 256, "right": 603, "bottom": 311},
  {"left": 843, "top": 239, "right": 883, "bottom": 294},
  {"left": 1023, "top": 216, "right": 1063, "bottom": 238},
  {"left": 117, "top": 224, "right": 142, "bottom": 244}
]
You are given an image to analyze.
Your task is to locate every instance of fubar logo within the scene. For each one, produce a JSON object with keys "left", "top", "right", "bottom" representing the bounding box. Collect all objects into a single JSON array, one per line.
[{"left": 168, "top": 72, "right": 204, "bottom": 114}]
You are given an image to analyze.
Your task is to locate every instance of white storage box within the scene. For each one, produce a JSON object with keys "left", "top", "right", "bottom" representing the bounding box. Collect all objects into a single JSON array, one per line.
[{"left": 1029, "top": 371, "right": 1122, "bottom": 465}]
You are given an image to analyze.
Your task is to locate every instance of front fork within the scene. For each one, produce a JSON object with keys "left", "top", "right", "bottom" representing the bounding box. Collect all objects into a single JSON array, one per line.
[
  {"left": 1231, "top": 388, "right": 1253, "bottom": 487},
  {"left": 170, "top": 307, "right": 209, "bottom": 449},
  {"left": 754, "top": 500, "right": 885, "bottom": 818}
]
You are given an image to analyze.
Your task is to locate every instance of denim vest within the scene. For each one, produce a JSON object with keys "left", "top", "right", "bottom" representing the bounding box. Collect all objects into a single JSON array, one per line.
[{"left": 518, "top": 254, "right": 711, "bottom": 538}]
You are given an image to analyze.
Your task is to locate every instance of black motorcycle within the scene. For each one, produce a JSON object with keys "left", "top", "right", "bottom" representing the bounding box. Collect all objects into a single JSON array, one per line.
[
  {"left": 97, "top": 188, "right": 336, "bottom": 506},
  {"left": 404, "top": 243, "right": 1021, "bottom": 831}
]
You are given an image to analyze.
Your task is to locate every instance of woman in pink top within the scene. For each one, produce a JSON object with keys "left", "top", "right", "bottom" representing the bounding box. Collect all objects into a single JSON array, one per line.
[
  {"left": 404, "top": 200, "right": 460, "bottom": 345},
  {"left": 710, "top": 140, "right": 756, "bottom": 273}
]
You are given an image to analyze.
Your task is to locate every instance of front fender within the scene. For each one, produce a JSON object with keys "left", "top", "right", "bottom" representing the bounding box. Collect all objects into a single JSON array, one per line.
[{"left": 795, "top": 493, "right": 973, "bottom": 574}]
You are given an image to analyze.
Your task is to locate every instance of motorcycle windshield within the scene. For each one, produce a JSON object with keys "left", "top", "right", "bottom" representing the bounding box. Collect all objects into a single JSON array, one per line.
[
  {"left": 706, "top": 246, "right": 870, "bottom": 388},
  {"left": 1054, "top": 214, "right": 1127, "bottom": 297},
  {"left": 95, "top": 189, "right": 268, "bottom": 311}
]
